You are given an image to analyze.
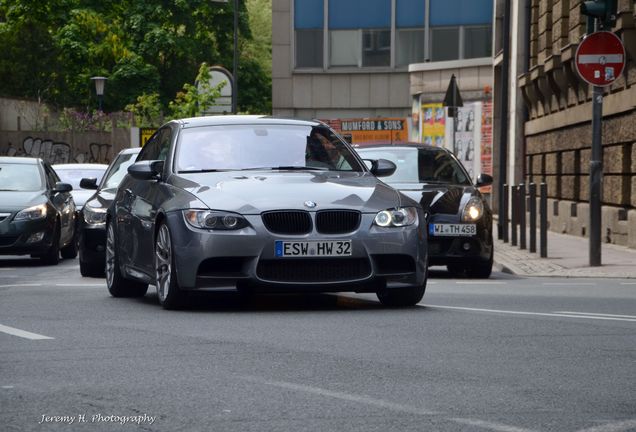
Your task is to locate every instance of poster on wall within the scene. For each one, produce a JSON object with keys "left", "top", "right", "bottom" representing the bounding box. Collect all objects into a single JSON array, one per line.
[
  {"left": 421, "top": 103, "right": 445, "bottom": 147},
  {"left": 445, "top": 102, "right": 481, "bottom": 182},
  {"left": 322, "top": 118, "right": 409, "bottom": 146},
  {"left": 479, "top": 100, "right": 493, "bottom": 194}
]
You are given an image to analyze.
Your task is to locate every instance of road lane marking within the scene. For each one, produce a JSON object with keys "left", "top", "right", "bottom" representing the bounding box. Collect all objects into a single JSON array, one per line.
[
  {"left": 421, "top": 305, "right": 636, "bottom": 322},
  {"left": 576, "top": 420, "right": 636, "bottom": 432},
  {"left": 0, "top": 324, "right": 53, "bottom": 340},
  {"left": 542, "top": 282, "right": 596, "bottom": 286},
  {"left": 555, "top": 311, "right": 636, "bottom": 319},
  {"left": 0, "top": 284, "right": 42, "bottom": 288},
  {"left": 455, "top": 281, "right": 507, "bottom": 285},
  {"left": 620, "top": 282, "right": 636, "bottom": 285},
  {"left": 238, "top": 375, "right": 437, "bottom": 415},
  {"left": 451, "top": 418, "right": 539, "bottom": 432},
  {"left": 55, "top": 283, "right": 104, "bottom": 287},
  {"left": 2, "top": 386, "right": 14, "bottom": 389}
]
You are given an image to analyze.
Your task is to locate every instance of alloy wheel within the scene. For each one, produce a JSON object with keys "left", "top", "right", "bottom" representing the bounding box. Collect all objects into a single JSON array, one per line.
[
  {"left": 105, "top": 223, "right": 116, "bottom": 288},
  {"left": 155, "top": 224, "right": 172, "bottom": 302}
]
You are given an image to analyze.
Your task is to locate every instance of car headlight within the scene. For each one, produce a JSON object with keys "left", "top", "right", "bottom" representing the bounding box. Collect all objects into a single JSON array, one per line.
[
  {"left": 83, "top": 205, "right": 107, "bottom": 225},
  {"left": 462, "top": 197, "right": 484, "bottom": 221},
  {"left": 14, "top": 204, "right": 47, "bottom": 221},
  {"left": 373, "top": 207, "right": 418, "bottom": 227},
  {"left": 183, "top": 210, "right": 248, "bottom": 230}
]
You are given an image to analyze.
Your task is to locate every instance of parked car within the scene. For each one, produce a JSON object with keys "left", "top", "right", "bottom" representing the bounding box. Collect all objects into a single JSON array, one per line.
[
  {"left": 0, "top": 156, "right": 77, "bottom": 264},
  {"left": 106, "top": 116, "right": 428, "bottom": 309},
  {"left": 52, "top": 163, "right": 108, "bottom": 209},
  {"left": 355, "top": 144, "right": 494, "bottom": 278},
  {"left": 77, "top": 148, "right": 141, "bottom": 277}
]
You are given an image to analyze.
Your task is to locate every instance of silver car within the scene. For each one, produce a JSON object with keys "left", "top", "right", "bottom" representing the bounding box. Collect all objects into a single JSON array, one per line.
[{"left": 107, "top": 116, "right": 428, "bottom": 309}]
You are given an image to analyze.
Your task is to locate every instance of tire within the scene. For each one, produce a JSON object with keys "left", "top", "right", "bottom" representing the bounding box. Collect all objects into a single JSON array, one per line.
[
  {"left": 60, "top": 233, "right": 78, "bottom": 259},
  {"left": 376, "top": 283, "right": 426, "bottom": 308},
  {"left": 40, "top": 223, "right": 60, "bottom": 265},
  {"left": 105, "top": 222, "right": 148, "bottom": 297},
  {"left": 80, "top": 259, "right": 104, "bottom": 277},
  {"left": 155, "top": 223, "right": 187, "bottom": 310},
  {"left": 465, "top": 250, "right": 493, "bottom": 279}
]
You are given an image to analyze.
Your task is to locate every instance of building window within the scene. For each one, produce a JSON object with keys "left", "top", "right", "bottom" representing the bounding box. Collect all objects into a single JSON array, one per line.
[
  {"left": 396, "top": 29, "right": 425, "bottom": 67},
  {"left": 296, "top": 29, "right": 324, "bottom": 68},
  {"left": 362, "top": 29, "right": 391, "bottom": 66},
  {"left": 294, "top": 0, "right": 324, "bottom": 68},
  {"left": 330, "top": 30, "right": 360, "bottom": 66},
  {"left": 328, "top": 0, "right": 391, "bottom": 68},
  {"left": 396, "top": 0, "right": 425, "bottom": 67},
  {"left": 464, "top": 26, "right": 492, "bottom": 59},
  {"left": 430, "top": 27, "right": 460, "bottom": 61}
]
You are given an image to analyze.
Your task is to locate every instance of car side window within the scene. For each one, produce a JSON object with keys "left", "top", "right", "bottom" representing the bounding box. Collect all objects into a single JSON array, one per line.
[
  {"left": 138, "top": 131, "right": 161, "bottom": 161},
  {"left": 43, "top": 163, "right": 60, "bottom": 189},
  {"left": 157, "top": 128, "right": 172, "bottom": 161}
]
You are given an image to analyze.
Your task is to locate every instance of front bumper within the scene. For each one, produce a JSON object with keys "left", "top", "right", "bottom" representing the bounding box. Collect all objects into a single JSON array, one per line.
[
  {"left": 0, "top": 214, "right": 56, "bottom": 256},
  {"left": 426, "top": 216, "right": 492, "bottom": 266},
  {"left": 78, "top": 222, "right": 107, "bottom": 264},
  {"left": 165, "top": 211, "right": 427, "bottom": 293}
]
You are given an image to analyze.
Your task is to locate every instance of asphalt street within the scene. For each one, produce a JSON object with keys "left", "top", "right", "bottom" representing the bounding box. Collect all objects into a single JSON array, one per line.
[{"left": 1, "top": 257, "right": 635, "bottom": 432}]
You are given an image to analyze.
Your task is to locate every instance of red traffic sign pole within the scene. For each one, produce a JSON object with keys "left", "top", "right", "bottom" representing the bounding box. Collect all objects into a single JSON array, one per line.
[{"left": 575, "top": 31, "right": 626, "bottom": 267}]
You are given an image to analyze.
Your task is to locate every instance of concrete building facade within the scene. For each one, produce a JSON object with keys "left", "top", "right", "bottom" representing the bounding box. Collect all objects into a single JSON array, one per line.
[{"left": 272, "top": 0, "right": 494, "bottom": 121}]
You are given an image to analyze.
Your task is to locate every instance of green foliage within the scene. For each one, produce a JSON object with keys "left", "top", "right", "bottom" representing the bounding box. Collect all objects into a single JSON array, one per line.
[
  {"left": 125, "top": 93, "right": 163, "bottom": 129},
  {"left": 168, "top": 63, "right": 225, "bottom": 119},
  {"left": 0, "top": 0, "right": 272, "bottom": 116}
]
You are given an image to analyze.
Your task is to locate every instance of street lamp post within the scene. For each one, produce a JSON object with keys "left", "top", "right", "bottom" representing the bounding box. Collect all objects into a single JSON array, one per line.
[
  {"left": 90, "top": 76, "right": 108, "bottom": 111},
  {"left": 211, "top": 0, "right": 238, "bottom": 114}
]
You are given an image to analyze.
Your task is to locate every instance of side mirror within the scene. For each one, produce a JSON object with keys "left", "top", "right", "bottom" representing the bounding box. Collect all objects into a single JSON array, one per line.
[
  {"left": 54, "top": 182, "right": 73, "bottom": 193},
  {"left": 370, "top": 158, "right": 397, "bottom": 178},
  {"left": 475, "top": 173, "right": 493, "bottom": 188},
  {"left": 79, "top": 177, "right": 99, "bottom": 190},
  {"left": 128, "top": 160, "right": 164, "bottom": 181}
]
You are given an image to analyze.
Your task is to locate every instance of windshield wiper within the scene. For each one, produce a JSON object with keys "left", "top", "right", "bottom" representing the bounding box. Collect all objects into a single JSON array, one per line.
[
  {"left": 178, "top": 169, "right": 232, "bottom": 173},
  {"left": 240, "top": 166, "right": 329, "bottom": 171}
]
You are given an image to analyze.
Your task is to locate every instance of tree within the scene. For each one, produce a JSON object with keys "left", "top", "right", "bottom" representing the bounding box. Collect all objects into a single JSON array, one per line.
[{"left": 0, "top": 0, "right": 272, "bottom": 114}]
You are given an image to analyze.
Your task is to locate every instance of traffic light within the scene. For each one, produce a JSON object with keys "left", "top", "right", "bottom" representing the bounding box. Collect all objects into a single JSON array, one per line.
[{"left": 581, "top": 0, "right": 617, "bottom": 32}]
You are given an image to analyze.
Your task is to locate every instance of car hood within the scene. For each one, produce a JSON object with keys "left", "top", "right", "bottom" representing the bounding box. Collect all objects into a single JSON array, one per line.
[
  {"left": 84, "top": 188, "right": 117, "bottom": 211},
  {"left": 387, "top": 182, "right": 477, "bottom": 215},
  {"left": 0, "top": 190, "right": 47, "bottom": 212},
  {"left": 172, "top": 171, "right": 406, "bottom": 213},
  {"left": 71, "top": 190, "right": 95, "bottom": 208}
]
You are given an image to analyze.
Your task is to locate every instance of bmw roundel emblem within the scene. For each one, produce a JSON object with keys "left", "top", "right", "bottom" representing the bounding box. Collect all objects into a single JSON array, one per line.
[{"left": 304, "top": 200, "right": 317, "bottom": 208}]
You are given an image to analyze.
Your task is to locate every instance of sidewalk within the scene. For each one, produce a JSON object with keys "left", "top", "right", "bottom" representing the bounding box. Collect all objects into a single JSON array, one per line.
[{"left": 493, "top": 230, "right": 636, "bottom": 278}]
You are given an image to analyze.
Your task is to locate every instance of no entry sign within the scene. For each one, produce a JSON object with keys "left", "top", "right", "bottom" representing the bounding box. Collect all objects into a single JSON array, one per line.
[{"left": 575, "top": 31, "right": 626, "bottom": 87}]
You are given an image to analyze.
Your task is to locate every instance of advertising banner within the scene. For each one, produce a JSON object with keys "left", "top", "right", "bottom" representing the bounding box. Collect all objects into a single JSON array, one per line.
[{"left": 323, "top": 118, "right": 409, "bottom": 146}]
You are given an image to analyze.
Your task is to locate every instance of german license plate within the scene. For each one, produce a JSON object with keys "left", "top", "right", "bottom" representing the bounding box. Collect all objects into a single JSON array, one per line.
[
  {"left": 428, "top": 223, "right": 476, "bottom": 237},
  {"left": 275, "top": 240, "right": 352, "bottom": 257}
]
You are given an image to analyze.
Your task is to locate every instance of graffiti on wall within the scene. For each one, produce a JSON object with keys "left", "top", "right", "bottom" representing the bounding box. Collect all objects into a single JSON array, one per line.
[{"left": 3, "top": 137, "right": 112, "bottom": 164}]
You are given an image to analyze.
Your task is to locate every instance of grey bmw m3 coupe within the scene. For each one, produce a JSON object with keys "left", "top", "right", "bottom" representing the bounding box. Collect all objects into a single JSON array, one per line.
[{"left": 106, "top": 116, "right": 428, "bottom": 309}]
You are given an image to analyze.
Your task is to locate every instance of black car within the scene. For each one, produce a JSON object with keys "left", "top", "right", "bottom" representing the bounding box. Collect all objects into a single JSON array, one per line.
[
  {"left": 77, "top": 147, "right": 141, "bottom": 276},
  {"left": 0, "top": 157, "right": 77, "bottom": 264},
  {"left": 356, "top": 144, "right": 494, "bottom": 278}
]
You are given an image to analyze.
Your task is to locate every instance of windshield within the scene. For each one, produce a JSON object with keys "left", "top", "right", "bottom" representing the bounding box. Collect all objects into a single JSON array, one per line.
[
  {"left": 356, "top": 147, "right": 471, "bottom": 185},
  {"left": 102, "top": 152, "right": 139, "bottom": 189},
  {"left": 175, "top": 124, "right": 365, "bottom": 173},
  {"left": 0, "top": 163, "right": 44, "bottom": 191},
  {"left": 55, "top": 167, "right": 106, "bottom": 189}
]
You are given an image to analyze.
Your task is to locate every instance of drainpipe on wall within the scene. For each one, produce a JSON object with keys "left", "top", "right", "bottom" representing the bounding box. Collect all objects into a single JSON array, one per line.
[{"left": 497, "top": 0, "right": 511, "bottom": 240}]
